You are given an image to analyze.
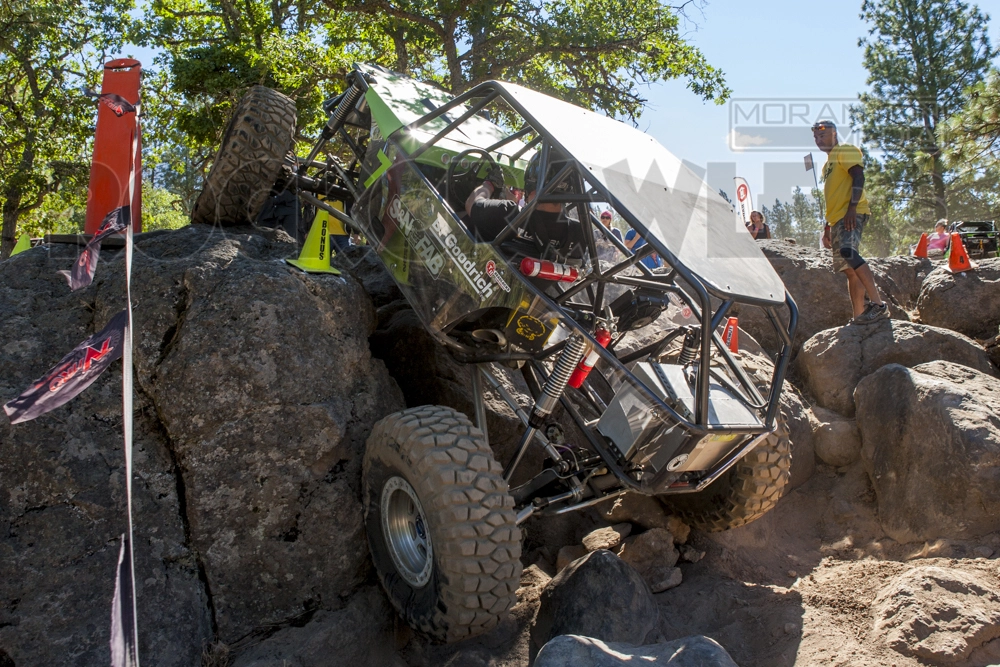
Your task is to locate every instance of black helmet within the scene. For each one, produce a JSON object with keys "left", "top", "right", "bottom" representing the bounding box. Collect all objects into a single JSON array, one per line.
[{"left": 524, "top": 150, "right": 573, "bottom": 195}]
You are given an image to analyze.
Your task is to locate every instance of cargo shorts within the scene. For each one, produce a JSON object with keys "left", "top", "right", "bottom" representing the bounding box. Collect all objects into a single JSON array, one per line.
[{"left": 830, "top": 214, "right": 869, "bottom": 273}]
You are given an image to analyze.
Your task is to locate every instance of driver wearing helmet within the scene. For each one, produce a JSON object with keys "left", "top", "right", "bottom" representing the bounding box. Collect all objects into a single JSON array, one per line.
[{"left": 463, "top": 153, "right": 563, "bottom": 243}]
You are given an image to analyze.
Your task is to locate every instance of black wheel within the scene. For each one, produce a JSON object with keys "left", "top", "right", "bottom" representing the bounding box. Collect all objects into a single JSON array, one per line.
[
  {"left": 660, "top": 421, "right": 791, "bottom": 532},
  {"left": 363, "top": 405, "right": 522, "bottom": 643},
  {"left": 191, "top": 86, "right": 297, "bottom": 226}
]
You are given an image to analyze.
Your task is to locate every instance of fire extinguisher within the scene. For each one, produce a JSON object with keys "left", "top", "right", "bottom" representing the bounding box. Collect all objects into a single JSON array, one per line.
[
  {"left": 519, "top": 257, "right": 579, "bottom": 282},
  {"left": 568, "top": 327, "right": 612, "bottom": 388}
]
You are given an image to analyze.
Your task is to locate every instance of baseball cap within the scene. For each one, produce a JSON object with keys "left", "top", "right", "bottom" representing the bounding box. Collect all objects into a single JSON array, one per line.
[{"left": 600, "top": 210, "right": 613, "bottom": 218}]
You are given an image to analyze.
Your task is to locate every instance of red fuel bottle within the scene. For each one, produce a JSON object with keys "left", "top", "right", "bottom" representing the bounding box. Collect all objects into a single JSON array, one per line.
[
  {"left": 519, "top": 257, "right": 579, "bottom": 282},
  {"left": 568, "top": 327, "right": 612, "bottom": 388}
]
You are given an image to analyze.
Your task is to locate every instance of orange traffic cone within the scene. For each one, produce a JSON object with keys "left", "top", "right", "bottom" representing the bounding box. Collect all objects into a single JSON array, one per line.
[
  {"left": 913, "top": 233, "right": 929, "bottom": 258},
  {"left": 946, "top": 233, "right": 977, "bottom": 273},
  {"left": 722, "top": 317, "right": 739, "bottom": 353}
]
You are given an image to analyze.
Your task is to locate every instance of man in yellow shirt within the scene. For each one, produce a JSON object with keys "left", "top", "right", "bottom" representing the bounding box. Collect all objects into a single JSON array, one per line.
[{"left": 813, "top": 120, "right": 888, "bottom": 325}]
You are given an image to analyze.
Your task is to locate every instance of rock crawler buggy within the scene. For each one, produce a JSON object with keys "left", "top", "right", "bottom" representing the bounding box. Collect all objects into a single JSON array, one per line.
[{"left": 194, "top": 64, "right": 799, "bottom": 643}]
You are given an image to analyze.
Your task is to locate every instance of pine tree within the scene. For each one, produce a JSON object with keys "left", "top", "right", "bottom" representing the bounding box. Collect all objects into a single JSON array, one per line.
[
  {"left": 790, "top": 187, "right": 823, "bottom": 246},
  {"left": 764, "top": 199, "right": 793, "bottom": 240},
  {"left": 855, "top": 0, "right": 996, "bottom": 221}
]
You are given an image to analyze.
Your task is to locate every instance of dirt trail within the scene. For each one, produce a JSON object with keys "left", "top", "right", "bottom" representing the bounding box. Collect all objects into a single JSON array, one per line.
[{"left": 659, "top": 462, "right": 1000, "bottom": 666}]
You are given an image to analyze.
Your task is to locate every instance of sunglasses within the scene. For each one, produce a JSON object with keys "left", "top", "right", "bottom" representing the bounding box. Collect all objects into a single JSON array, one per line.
[{"left": 600, "top": 215, "right": 612, "bottom": 220}]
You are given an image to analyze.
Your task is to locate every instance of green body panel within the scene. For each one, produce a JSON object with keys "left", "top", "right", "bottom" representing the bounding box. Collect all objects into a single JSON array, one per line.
[{"left": 359, "top": 64, "right": 531, "bottom": 189}]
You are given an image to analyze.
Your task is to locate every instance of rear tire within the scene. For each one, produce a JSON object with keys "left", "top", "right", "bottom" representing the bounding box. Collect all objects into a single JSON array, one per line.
[
  {"left": 363, "top": 405, "right": 522, "bottom": 643},
  {"left": 660, "top": 421, "right": 791, "bottom": 532},
  {"left": 191, "top": 86, "right": 297, "bottom": 226}
]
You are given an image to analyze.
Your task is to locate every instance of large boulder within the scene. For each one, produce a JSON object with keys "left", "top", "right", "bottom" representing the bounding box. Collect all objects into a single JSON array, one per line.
[
  {"left": 873, "top": 566, "right": 1000, "bottom": 663},
  {"left": 0, "top": 225, "right": 405, "bottom": 662},
  {"left": 855, "top": 361, "right": 1000, "bottom": 542},
  {"left": 868, "top": 254, "right": 934, "bottom": 311},
  {"left": 534, "top": 634, "right": 739, "bottom": 667},
  {"left": 796, "top": 319, "right": 996, "bottom": 417},
  {"left": 917, "top": 259, "right": 1000, "bottom": 339},
  {"left": 0, "top": 242, "right": 209, "bottom": 666},
  {"left": 730, "top": 240, "right": 929, "bottom": 352},
  {"left": 532, "top": 550, "right": 659, "bottom": 649}
]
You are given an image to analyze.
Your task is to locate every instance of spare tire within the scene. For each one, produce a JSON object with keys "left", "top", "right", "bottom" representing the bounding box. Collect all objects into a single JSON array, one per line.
[{"left": 191, "top": 86, "right": 297, "bottom": 226}]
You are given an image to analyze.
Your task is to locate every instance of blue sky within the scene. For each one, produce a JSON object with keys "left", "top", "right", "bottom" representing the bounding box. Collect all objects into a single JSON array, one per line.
[{"left": 638, "top": 0, "right": 1000, "bottom": 206}]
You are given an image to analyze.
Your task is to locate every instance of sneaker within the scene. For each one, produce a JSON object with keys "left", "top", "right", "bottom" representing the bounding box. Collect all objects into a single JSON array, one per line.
[{"left": 852, "top": 302, "right": 889, "bottom": 325}]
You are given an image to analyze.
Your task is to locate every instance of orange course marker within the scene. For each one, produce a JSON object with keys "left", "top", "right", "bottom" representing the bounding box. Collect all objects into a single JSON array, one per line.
[
  {"left": 913, "top": 233, "right": 928, "bottom": 258},
  {"left": 722, "top": 317, "right": 739, "bottom": 353},
  {"left": 85, "top": 58, "right": 141, "bottom": 234},
  {"left": 946, "top": 233, "right": 977, "bottom": 273}
]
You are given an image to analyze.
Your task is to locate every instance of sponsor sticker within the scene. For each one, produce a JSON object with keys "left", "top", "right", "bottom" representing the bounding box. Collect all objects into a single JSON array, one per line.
[{"left": 485, "top": 260, "right": 510, "bottom": 293}]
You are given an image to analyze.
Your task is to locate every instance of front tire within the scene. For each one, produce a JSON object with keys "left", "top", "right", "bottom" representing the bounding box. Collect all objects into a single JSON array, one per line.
[
  {"left": 363, "top": 405, "right": 522, "bottom": 643},
  {"left": 660, "top": 421, "right": 791, "bottom": 532},
  {"left": 191, "top": 86, "right": 297, "bottom": 226}
]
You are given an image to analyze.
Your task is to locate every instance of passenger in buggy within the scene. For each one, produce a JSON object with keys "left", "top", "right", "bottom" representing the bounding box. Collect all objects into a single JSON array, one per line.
[{"left": 462, "top": 152, "right": 585, "bottom": 256}]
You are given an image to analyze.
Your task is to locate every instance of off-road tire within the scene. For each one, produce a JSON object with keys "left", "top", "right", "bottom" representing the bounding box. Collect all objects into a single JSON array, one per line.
[
  {"left": 191, "top": 86, "right": 296, "bottom": 226},
  {"left": 363, "top": 405, "right": 522, "bottom": 643},
  {"left": 661, "top": 421, "right": 791, "bottom": 532}
]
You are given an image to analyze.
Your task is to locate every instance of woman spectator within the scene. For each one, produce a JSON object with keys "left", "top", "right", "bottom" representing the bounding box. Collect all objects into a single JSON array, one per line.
[
  {"left": 926, "top": 219, "right": 949, "bottom": 257},
  {"left": 746, "top": 211, "right": 771, "bottom": 240}
]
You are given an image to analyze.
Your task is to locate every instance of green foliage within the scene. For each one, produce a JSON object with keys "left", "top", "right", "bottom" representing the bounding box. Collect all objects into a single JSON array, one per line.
[
  {"left": 326, "top": 0, "right": 729, "bottom": 120},
  {"left": 141, "top": 0, "right": 729, "bottom": 154},
  {"left": 0, "top": 0, "right": 130, "bottom": 257},
  {"left": 141, "top": 182, "right": 190, "bottom": 230},
  {"left": 855, "top": 0, "right": 996, "bottom": 224},
  {"left": 2, "top": 0, "right": 729, "bottom": 257},
  {"left": 937, "top": 69, "right": 1000, "bottom": 226}
]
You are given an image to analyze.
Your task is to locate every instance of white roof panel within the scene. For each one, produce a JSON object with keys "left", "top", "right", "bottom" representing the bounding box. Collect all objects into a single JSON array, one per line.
[{"left": 497, "top": 82, "right": 787, "bottom": 305}]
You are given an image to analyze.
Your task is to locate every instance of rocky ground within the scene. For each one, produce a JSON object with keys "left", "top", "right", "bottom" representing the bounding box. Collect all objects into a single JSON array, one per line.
[{"left": 3, "top": 228, "right": 1000, "bottom": 666}]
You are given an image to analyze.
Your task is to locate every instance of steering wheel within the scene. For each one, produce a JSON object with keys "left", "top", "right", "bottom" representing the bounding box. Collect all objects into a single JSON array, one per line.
[{"left": 446, "top": 149, "right": 500, "bottom": 204}]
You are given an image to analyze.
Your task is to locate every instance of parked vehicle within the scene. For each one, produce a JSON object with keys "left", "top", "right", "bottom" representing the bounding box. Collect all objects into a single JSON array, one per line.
[{"left": 951, "top": 220, "right": 998, "bottom": 259}]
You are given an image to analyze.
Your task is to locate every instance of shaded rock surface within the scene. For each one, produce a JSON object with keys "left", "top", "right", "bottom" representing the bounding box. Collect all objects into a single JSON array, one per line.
[
  {"left": 231, "top": 587, "right": 404, "bottom": 667},
  {"left": 873, "top": 566, "right": 1000, "bottom": 663},
  {"left": 856, "top": 361, "right": 1000, "bottom": 542},
  {"left": 600, "top": 493, "right": 691, "bottom": 541},
  {"left": 917, "top": 259, "right": 1000, "bottom": 339},
  {"left": 534, "top": 634, "right": 739, "bottom": 667},
  {"left": 0, "top": 241, "right": 209, "bottom": 666},
  {"left": 796, "top": 319, "right": 995, "bottom": 417},
  {"left": 532, "top": 550, "right": 659, "bottom": 649},
  {"left": 0, "top": 226, "right": 404, "bottom": 662}
]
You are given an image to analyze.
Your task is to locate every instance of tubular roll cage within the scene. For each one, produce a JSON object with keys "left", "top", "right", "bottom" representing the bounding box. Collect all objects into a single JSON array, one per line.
[{"left": 298, "top": 70, "right": 798, "bottom": 500}]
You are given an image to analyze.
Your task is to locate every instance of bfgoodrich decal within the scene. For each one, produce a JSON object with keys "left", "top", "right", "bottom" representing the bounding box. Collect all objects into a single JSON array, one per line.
[{"left": 444, "top": 233, "right": 495, "bottom": 300}]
